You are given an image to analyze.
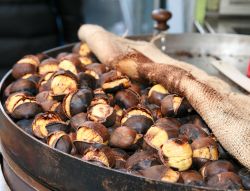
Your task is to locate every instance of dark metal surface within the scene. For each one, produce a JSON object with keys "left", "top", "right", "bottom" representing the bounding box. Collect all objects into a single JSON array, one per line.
[{"left": 1, "top": 33, "right": 250, "bottom": 190}]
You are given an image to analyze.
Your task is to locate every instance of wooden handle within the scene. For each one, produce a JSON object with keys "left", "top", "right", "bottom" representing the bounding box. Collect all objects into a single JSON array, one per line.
[{"left": 152, "top": 9, "right": 172, "bottom": 32}]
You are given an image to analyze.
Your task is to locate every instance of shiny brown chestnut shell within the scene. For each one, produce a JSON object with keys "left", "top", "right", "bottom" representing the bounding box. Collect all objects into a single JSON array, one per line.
[
  {"left": 45, "top": 121, "right": 70, "bottom": 134},
  {"left": 62, "top": 88, "right": 93, "bottom": 118},
  {"left": 200, "top": 160, "right": 235, "bottom": 180},
  {"left": 35, "top": 91, "right": 57, "bottom": 111},
  {"left": 120, "top": 106, "right": 154, "bottom": 134},
  {"left": 111, "top": 148, "right": 129, "bottom": 169},
  {"left": 77, "top": 72, "right": 96, "bottom": 89},
  {"left": 82, "top": 145, "right": 115, "bottom": 168},
  {"left": 76, "top": 121, "right": 109, "bottom": 144},
  {"left": 16, "top": 118, "right": 34, "bottom": 135},
  {"left": 114, "top": 88, "right": 140, "bottom": 109},
  {"left": 70, "top": 112, "right": 88, "bottom": 131},
  {"left": 109, "top": 126, "right": 142, "bottom": 149},
  {"left": 38, "top": 72, "right": 54, "bottom": 92},
  {"left": 85, "top": 63, "right": 107, "bottom": 80},
  {"left": 9, "top": 78, "right": 37, "bottom": 95},
  {"left": 5, "top": 92, "right": 42, "bottom": 119},
  {"left": 50, "top": 70, "right": 78, "bottom": 98},
  {"left": 58, "top": 54, "right": 84, "bottom": 75},
  {"left": 206, "top": 172, "right": 243, "bottom": 190},
  {"left": 159, "top": 138, "right": 193, "bottom": 171},
  {"left": 179, "top": 123, "right": 208, "bottom": 142},
  {"left": 180, "top": 170, "right": 204, "bottom": 186},
  {"left": 125, "top": 150, "right": 160, "bottom": 171},
  {"left": 148, "top": 84, "right": 168, "bottom": 106},
  {"left": 47, "top": 131, "right": 72, "bottom": 154},
  {"left": 100, "top": 70, "right": 131, "bottom": 93},
  {"left": 161, "top": 94, "right": 194, "bottom": 117},
  {"left": 39, "top": 58, "right": 59, "bottom": 76},
  {"left": 12, "top": 55, "right": 39, "bottom": 79},
  {"left": 191, "top": 137, "right": 219, "bottom": 169},
  {"left": 32, "top": 112, "right": 62, "bottom": 139},
  {"left": 146, "top": 104, "right": 162, "bottom": 120},
  {"left": 87, "top": 103, "right": 116, "bottom": 127},
  {"left": 73, "top": 141, "right": 95, "bottom": 155},
  {"left": 22, "top": 74, "right": 41, "bottom": 85},
  {"left": 139, "top": 165, "right": 180, "bottom": 183}
]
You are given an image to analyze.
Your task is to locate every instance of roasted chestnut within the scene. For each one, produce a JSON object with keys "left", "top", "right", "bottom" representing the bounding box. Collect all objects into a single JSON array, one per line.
[
  {"left": 180, "top": 170, "right": 204, "bottom": 186},
  {"left": 238, "top": 168, "right": 250, "bottom": 190},
  {"left": 76, "top": 121, "right": 109, "bottom": 144},
  {"left": 109, "top": 126, "right": 142, "bottom": 149},
  {"left": 144, "top": 121, "right": 179, "bottom": 150},
  {"left": 206, "top": 172, "right": 243, "bottom": 190},
  {"left": 50, "top": 70, "right": 78, "bottom": 98},
  {"left": 22, "top": 74, "right": 41, "bottom": 85},
  {"left": 114, "top": 88, "right": 140, "bottom": 109},
  {"left": 200, "top": 160, "right": 235, "bottom": 180},
  {"left": 5, "top": 92, "right": 42, "bottom": 119},
  {"left": 39, "top": 58, "right": 59, "bottom": 76},
  {"left": 179, "top": 123, "right": 208, "bottom": 142},
  {"left": 111, "top": 148, "right": 129, "bottom": 169},
  {"left": 85, "top": 63, "right": 107, "bottom": 81},
  {"left": 82, "top": 145, "right": 115, "bottom": 167},
  {"left": 16, "top": 118, "right": 33, "bottom": 135},
  {"left": 70, "top": 112, "right": 88, "bottom": 130},
  {"left": 100, "top": 70, "right": 131, "bottom": 93},
  {"left": 140, "top": 165, "right": 180, "bottom": 183},
  {"left": 12, "top": 55, "right": 39, "bottom": 79},
  {"left": 148, "top": 84, "right": 168, "bottom": 106},
  {"left": 159, "top": 138, "right": 193, "bottom": 171},
  {"left": 161, "top": 94, "right": 194, "bottom": 117},
  {"left": 78, "top": 56, "right": 94, "bottom": 66},
  {"left": 125, "top": 150, "right": 160, "bottom": 171},
  {"left": 145, "top": 104, "right": 162, "bottom": 120},
  {"left": 32, "top": 112, "right": 62, "bottom": 139},
  {"left": 35, "top": 91, "right": 57, "bottom": 111},
  {"left": 120, "top": 106, "right": 154, "bottom": 134},
  {"left": 9, "top": 78, "right": 37, "bottom": 95},
  {"left": 191, "top": 137, "right": 219, "bottom": 169},
  {"left": 58, "top": 54, "right": 84, "bottom": 75},
  {"left": 62, "top": 88, "right": 93, "bottom": 118},
  {"left": 77, "top": 72, "right": 96, "bottom": 89},
  {"left": 72, "top": 42, "right": 91, "bottom": 57},
  {"left": 38, "top": 72, "right": 54, "bottom": 92},
  {"left": 47, "top": 131, "right": 72, "bottom": 153},
  {"left": 87, "top": 103, "right": 116, "bottom": 127}
]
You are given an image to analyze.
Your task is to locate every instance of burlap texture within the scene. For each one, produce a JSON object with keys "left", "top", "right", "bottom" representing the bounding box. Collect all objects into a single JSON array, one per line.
[{"left": 78, "top": 24, "right": 250, "bottom": 169}]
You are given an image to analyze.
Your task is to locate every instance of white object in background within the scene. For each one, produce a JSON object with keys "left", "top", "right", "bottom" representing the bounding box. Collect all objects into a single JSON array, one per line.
[
  {"left": 211, "top": 60, "right": 250, "bottom": 93},
  {"left": 220, "top": 0, "right": 250, "bottom": 15}
]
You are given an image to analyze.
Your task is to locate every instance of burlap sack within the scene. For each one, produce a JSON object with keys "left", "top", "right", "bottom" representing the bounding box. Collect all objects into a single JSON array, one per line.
[{"left": 78, "top": 24, "right": 250, "bottom": 169}]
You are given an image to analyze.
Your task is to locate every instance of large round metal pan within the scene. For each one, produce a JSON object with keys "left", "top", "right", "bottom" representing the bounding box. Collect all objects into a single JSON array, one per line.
[{"left": 1, "top": 33, "right": 250, "bottom": 191}]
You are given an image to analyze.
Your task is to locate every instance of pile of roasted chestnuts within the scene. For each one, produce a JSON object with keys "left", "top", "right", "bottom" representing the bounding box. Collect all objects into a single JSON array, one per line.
[{"left": 4, "top": 42, "right": 250, "bottom": 190}]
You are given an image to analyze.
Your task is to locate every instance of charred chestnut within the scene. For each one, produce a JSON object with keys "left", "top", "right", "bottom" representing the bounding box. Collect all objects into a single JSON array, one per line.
[
  {"left": 62, "top": 88, "right": 93, "bottom": 118},
  {"left": 5, "top": 92, "right": 42, "bottom": 119},
  {"left": 161, "top": 94, "right": 194, "bottom": 117},
  {"left": 146, "top": 104, "right": 162, "bottom": 120},
  {"left": 111, "top": 148, "right": 129, "bottom": 169},
  {"left": 206, "top": 172, "right": 243, "bottom": 190},
  {"left": 159, "top": 138, "right": 192, "bottom": 171},
  {"left": 191, "top": 137, "right": 219, "bottom": 168},
  {"left": 110, "top": 126, "right": 142, "bottom": 149},
  {"left": 180, "top": 170, "right": 204, "bottom": 186},
  {"left": 87, "top": 103, "right": 116, "bottom": 127},
  {"left": 47, "top": 131, "right": 72, "bottom": 153},
  {"left": 9, "top": 78, "right": 37, "bottom": 95},
  {"left": 76, "top": 121, "right": 109, "bottom": 144},
  {"left": 125, "top": 150, "right": 160, "bottom": 171},
  {"left": 78, "top": 72, "right": 96, "bottom": 89},
  {"left": 70, "top": 112, "right": 88, "bottom": 130},
  {"left": 35, "top": 91, "right": 57, "bottom": 111},
  {"left": 50, "top": 70, "right": 78, "bottom": 98},
  {"left": 12, "top": 55, "right": 39, "bottom": 79},
  {"left": 39, "top": 58, "right": 59, "bottom": 76},
  {"left": 114, "top": 88, "right": 140, "bottom": 109},
  {"left": 120, "top": 106, "right": 154, "bottom": 134},
  {"left": 32, "top": 112, "right": 62, "bottom": 139},
  {"left": 85, "top": 63, "right": 107, "bottom": 80},
  {"left": 82, "top": 145, "right": 115, "bottom": 167},
  {"left": 200, "top": 160, "right": 235, "bottom": 180},
  {"left": 148, "top": 84, "right": 168, "bottom": 106},
  {"left": 140, "top": 165, "right": 180, "bottom": 183},
  {"left": 100, "top": 70, "right": 131, "bottom": 93},
  {"left": 179, "top": 123, "right": 208, "bottom": 142},
  {"left": 58, "top": 54, "right": 84, "bottom": 75}
]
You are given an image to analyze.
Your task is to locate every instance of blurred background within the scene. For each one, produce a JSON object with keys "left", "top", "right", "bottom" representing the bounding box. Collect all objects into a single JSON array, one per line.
[{"left": 0, "top": 0, "right": 250, "bottom": 76}]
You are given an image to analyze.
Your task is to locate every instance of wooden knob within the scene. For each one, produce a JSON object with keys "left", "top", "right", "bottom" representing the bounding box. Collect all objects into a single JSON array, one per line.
[{"left": 152, "top": 9, "right": 172, "bottom": 31}]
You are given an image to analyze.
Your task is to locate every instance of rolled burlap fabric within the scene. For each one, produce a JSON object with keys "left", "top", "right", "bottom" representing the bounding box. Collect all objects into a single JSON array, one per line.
[{"left": 78, "top": 24, "right": 250, "bottom": 169}]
